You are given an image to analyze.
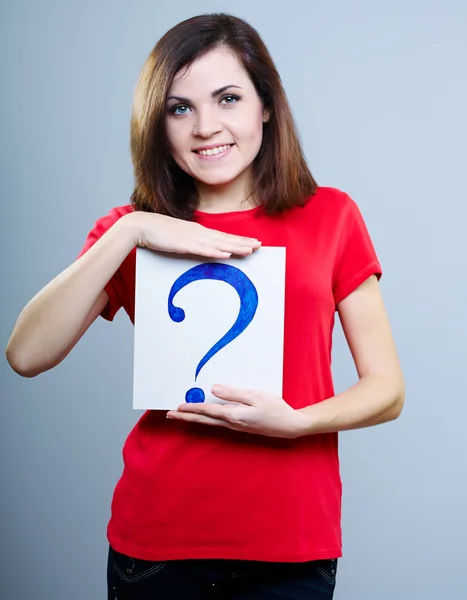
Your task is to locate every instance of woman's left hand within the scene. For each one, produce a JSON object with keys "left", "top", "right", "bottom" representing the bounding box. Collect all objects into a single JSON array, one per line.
[{"left": 166, "top": 385, "right": 309, "bottom": 439}]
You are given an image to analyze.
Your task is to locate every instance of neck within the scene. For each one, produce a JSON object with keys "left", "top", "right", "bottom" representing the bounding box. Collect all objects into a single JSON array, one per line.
[{"left": 196, "top": 170, "right": 257, "bottom": 214}]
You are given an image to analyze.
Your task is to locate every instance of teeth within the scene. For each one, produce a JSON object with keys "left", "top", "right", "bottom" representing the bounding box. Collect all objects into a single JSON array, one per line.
[{"left": 197, "top": 144, "right": 231, "bottom": 156}]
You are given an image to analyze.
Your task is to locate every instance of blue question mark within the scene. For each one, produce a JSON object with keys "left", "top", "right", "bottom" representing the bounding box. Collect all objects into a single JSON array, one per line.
[{"left": 168, "top": 263, "right": 259, "bottom": 403}]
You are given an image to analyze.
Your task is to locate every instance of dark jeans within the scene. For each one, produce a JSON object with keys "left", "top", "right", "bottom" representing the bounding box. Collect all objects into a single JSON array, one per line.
[{"left": 107, "top": 545, "right": 338, "bottom": 599}]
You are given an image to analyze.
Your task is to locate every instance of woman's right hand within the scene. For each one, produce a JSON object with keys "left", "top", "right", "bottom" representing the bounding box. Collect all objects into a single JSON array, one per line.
[
  {"left": 5, "top": 209, "right": 261, "bottom": 378},
  {"left": 124, "top": 211, "right": 261, "bottom": 259}
]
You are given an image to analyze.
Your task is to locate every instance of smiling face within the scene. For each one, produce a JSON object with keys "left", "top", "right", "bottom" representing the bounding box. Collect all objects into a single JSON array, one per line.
[{"left": 165, "top": 46, "right": 269, "bottom": 203}]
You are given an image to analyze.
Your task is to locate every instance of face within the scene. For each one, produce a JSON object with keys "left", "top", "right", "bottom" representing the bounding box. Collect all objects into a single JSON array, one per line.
[{"left": 165, "top": 46, "right": 269, "bottom": 193}]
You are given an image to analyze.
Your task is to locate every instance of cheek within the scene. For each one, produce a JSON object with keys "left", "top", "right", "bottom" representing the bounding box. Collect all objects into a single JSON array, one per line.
[
  {"left": 231, "top": 109, "right": 264, "bottom": 148},
  {"left": 165, "top": 122, "right": 192, "bottom": 170},
  {"left": 242, "top": 109, "right": 265, "bottom": 151},
  {"left": 165, "top": 122, "right": 180, "bottom": 154}
]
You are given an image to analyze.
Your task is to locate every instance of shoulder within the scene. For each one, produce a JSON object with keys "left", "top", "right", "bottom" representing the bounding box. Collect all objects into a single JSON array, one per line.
[
  {"left": 77, "top": 204, "right": 134, "bottom": 258},
  {"left": 287, "top": 186, "right": 360, "bottom": 227},
  {"left": 90, "top": 204, "right": 134, "bottom": 229},
  {"left": 85, "top": 204, "right": 134, "bottom": 237},
  {"left": 303, "top": 186, "right": 357, "bottom": 215}
]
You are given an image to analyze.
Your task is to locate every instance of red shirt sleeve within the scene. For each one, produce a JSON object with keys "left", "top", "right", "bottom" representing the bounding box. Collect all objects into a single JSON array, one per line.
[
  {"left": 76, "top": 206, "right": 133, "bottom": 321},
  {"left": 332, "top": 194, "right": 382, "bottom": 306}
]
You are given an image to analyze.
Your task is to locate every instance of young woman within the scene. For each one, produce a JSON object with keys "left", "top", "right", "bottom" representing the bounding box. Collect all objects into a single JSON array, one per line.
[{"left": 6, "top": 13, "right": 404, "bottom": 600}]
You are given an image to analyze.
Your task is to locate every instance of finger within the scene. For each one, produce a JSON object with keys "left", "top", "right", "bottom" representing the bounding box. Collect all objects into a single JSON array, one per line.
[
  {"left": 211, "top": 385, "right": 255, "bottom": 405},
  {"left": 202, "top": 240, "right": 252, "bottom": 254},
  {"left": 204, "top": 235, "right": 261, "bottom": 257},
  {"left": 225, "top": 240, "right": 262, "bottom": 252},
  {"left": 228, "top": 240, "right": 262, "bottom": 252},
  {"left": 166, "top": 410, "right": 229, "bottom": 428},
  {"left": 213, "top": 233, "right": 262, "bottom": 249},
  {"left": 197, "top": 242, "right": 254, "bottom": 258},
  {"left": 210, "top": 236, "right": 259, "bottom": 249},
  {"left": 217, "top": 245, "right": 254, "bottom": 257},
  {"left": 176, "top": 402, "right": 229, "bottom": 419},
  {"left": 216, "top": 232, "right": 261, "bottom": 244},
  {"left": 201, "top": 249, "right": 233, "bottom": 259},
  {"left": 186, "top": 243, "right": 232, "bottom": 259}
]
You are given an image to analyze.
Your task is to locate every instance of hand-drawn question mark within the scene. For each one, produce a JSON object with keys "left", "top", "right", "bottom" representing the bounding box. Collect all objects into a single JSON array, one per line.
[{"left": 168, "top": 263, "right": 259, "bottom": 403}]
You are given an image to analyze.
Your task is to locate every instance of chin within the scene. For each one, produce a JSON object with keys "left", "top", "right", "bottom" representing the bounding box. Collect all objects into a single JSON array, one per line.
[
  {"left": 197, "top": 176, "right": 236, "bottom": 187},
  {"left": 191, "top": 169, "right": 244, "bottom": 187}
]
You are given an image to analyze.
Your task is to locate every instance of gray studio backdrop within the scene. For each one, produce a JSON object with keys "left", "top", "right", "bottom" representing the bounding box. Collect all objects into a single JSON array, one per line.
[{"left": 1, "top": 1, "right": 466, "bottom": 598}]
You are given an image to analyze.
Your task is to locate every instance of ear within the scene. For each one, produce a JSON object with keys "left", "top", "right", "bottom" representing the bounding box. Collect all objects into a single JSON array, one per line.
[{"left": 262, "top": 107, "right": 271, "bottom": 123}]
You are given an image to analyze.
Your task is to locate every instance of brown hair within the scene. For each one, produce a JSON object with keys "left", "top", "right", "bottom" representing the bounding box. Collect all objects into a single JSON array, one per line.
[{"left": 130, "top": 13, "right": 318, "bottom": 219}]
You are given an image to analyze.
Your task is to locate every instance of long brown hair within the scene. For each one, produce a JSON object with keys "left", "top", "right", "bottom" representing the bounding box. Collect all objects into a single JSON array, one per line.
[{"left": 130, "top": 13, "right": 318, "bottom": 219}]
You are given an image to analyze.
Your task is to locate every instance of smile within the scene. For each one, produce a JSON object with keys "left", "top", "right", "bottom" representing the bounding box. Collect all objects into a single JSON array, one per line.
[{"left": 193, "top": 144, "right": 234, "bottom": 160}]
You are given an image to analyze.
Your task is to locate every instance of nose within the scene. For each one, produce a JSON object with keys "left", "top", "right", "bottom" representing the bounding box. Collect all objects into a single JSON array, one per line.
[{"left": 192, "top": 108, "right": 222, "bottom": 138}]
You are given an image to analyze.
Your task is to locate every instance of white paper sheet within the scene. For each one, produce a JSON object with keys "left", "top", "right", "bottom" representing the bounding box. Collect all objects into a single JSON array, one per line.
[{"left": 133, "top": 247, "right": 286, "bottom": 410}]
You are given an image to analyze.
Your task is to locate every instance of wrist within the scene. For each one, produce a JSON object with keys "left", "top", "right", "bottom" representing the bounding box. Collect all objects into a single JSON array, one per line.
[
  {"left": 293, "top": 408, "right": 315, "bottom": 437},
  {"left": 116, "top": 211, "right": 146, "bottom": 249}
]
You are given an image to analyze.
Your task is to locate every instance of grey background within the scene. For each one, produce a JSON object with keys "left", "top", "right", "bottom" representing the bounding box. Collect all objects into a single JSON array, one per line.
[{"left": 1, "top": 0, "right": 466, "bottom": 598}]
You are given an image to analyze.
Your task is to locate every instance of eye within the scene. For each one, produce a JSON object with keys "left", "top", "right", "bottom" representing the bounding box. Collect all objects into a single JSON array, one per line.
[
  {"left": 169, "top": 104, "right": 191, "bottom": 116},
  {"left": 220, "top": 94, "right": 240, "bottom": 106}
]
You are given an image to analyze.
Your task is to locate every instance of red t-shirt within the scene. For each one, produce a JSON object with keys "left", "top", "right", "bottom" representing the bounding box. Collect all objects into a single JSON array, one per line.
[{"left": 77, "top": 186, "right": 381, "bottom": 562}]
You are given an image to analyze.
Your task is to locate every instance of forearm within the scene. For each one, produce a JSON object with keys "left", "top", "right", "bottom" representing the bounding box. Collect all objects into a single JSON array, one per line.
[
  {"left": 298, "top": 373, "right": 405, "bottom": 435},
  {"left": 6, "top": 215, "right": 136, "bottom": 376}
]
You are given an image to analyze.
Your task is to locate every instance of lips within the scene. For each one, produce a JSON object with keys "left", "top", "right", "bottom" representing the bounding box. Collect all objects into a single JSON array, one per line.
[{"left": 193, "top": 144, "right": 234, "bottom": 157}]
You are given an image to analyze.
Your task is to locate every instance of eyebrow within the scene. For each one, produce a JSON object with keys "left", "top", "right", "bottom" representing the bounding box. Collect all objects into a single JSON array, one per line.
[{"left": 167, "top": 85, "right": 243, "bottom": 103}]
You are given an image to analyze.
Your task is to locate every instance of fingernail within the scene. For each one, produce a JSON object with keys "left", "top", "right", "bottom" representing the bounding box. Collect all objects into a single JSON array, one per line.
[{"left": 212, "top": 385, "right": 222, "bottom": 394}]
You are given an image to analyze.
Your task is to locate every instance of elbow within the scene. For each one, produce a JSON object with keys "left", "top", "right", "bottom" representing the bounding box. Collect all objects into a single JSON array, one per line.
[
  {"left": 386, "top": 383, "right": 405, "bottom": 422},
  {"left": 5, "top": 343, "right": 41, "bottom": 378}
]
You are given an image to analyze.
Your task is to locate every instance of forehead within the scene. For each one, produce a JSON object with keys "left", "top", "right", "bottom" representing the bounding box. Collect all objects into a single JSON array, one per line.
[{"left": 170, "top": 47, "right": 252, "bottom": 94}]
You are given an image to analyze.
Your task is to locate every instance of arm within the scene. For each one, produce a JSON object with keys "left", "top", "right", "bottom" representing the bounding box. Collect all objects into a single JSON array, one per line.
[
  {"left": 5, "top": 212, "right": 261, "bottom": 379},
  {"left": 5, "top": 218, "right": 135, "bottom": 378},
  {"left": 297, "top": 275, "right": 405, "bottom": 434},
  {"left": 167, "top": 276, "right": 405, "bottom": 438}
]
